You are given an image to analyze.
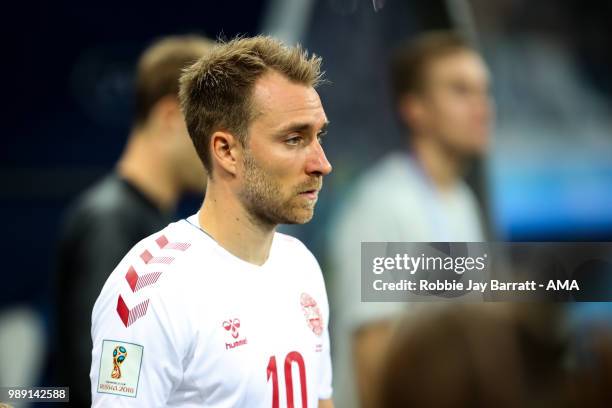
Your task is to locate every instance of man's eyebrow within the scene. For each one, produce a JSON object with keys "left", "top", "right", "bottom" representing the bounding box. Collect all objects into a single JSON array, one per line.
[
  {"left": 319, "top": 122, "right": 330, "bottom": 133},
  {"left": 276, "top": 121, "right": 330, "bottom": 134}
]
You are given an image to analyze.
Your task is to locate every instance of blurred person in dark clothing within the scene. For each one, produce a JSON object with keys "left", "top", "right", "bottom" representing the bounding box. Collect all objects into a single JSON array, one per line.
[
  {"left": 380, "top": 304, "right": 612, "bottom": 408},
  {"left": 55, "top": 35, "right": 213, "bottom": 406},
  {"left": 329, "top": 31, "right": 492, "bottom": 407}
]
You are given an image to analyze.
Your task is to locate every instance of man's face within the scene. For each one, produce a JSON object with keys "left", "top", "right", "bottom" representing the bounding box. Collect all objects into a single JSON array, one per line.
[
  {"left": 237, "top": 71, "right": 332, "bottom": 225},
  {"left": 416, "top": 50, "right": 492, "bottom": 156}
]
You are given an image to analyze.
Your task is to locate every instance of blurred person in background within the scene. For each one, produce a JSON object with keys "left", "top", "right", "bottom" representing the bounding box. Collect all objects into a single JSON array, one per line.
[
  {"left": 379, "top": 303, "right": 612, "bottom": 408},
  {"left": 328, "top": 31, "right": 492, "bottom": 407},
  {"left": 54, "top": 35, "right": 213, "bottom": 407}
]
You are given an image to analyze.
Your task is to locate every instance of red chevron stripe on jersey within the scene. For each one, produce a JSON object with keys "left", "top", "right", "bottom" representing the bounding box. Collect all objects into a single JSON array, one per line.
[
  {"left": 117, "top": 237, "right": 192, "bottom": 326},
  {"left": 116, "top": 294, "right": 150, "bottom": 327},
  {"left": 156, "top": 235, "right": 191, "bottom": 251},
  {"left": 125, "top": 266, "right": 162, "bottom": 292},
  {"left": 140, "top": 249, "right": 174, "bottom": 265}
]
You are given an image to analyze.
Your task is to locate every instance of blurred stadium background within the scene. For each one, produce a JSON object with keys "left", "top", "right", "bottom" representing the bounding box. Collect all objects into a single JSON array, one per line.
[{"left": 2, "top": 0, "right": 611, "bottom": 405}]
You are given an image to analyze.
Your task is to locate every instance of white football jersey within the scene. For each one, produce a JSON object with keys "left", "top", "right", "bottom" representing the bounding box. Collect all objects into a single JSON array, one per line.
[{"left": 90, "top": 214, "right": 332, "bottom": 407}]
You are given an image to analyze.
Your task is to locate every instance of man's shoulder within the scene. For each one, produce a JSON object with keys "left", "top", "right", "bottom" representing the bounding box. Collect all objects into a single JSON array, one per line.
[
  {"left": 327, "top": 153, "right": 427, "bottom": 247},
  {"left": 119, "top": 218, "right": 202, "bottom": 270},
  {"left": 334, "top": 153, "right": 415, "bottom": 214},
  {"left": 274, "top": 231, "right": 310, "bottom": 252},
  {"left": 61, "top": 175, "right": 145, "bottom": 234},
  {"left": 273, "top": 232, "right": 318, "bottom": 264},
  {"left": 69, "top": 174, "right": 128, "bottom": 215},
  {"left": 92, "top": 219, "right": 200, "bottom": 320},
  {"left": 272, "top": 233, "right": 326, "bottom": 291},
  {"left": 357, "top": 152, "right": 419, "bottom": 192},
  {"left": 103, "top": 219, "right": 201, "bottom": 286}
]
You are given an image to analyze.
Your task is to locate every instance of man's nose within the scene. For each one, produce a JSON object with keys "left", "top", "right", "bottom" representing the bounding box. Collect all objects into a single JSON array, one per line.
[{"left": 306, "top": 142, "right": 332, "bottom": 176}]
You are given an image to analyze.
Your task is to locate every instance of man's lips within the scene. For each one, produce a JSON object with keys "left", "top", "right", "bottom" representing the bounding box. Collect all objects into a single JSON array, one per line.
[{"left": 299, "top": 189, "right": 319, "bottom": 200}]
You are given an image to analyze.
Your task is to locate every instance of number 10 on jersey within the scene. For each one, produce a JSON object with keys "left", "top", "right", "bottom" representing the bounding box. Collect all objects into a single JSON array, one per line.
[{"left": 267, "top": 351, "right": 307, "bottom": 408}]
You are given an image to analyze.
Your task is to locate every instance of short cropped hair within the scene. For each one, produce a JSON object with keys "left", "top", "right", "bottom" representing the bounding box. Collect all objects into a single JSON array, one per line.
[
  {"left": 179, "top": 35, "right": 323, "bottom": 174},
  {"left": 135, "top": 35, "right": 214, "bottom": 126},
  {"left": 390, "top": 31, "right": 473, "bottom": 103}
]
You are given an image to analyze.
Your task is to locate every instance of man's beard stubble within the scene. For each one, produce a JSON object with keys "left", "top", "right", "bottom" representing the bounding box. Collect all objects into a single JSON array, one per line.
[{"left": 241, "top": 150, "right": 321, "bottom": 227}]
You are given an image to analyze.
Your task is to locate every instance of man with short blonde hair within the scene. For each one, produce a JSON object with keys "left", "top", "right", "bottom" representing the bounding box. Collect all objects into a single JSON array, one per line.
[{"left": 91, "top": 36, "right": 334, "bottom": 407}]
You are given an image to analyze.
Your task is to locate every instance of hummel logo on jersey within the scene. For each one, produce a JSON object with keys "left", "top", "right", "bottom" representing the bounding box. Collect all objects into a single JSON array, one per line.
[
  {"left": 223, "top": 318, "right": 248, "bottom": 350},
  {"left": 223, "top": 318, "right": 241, "bottom": 339}
]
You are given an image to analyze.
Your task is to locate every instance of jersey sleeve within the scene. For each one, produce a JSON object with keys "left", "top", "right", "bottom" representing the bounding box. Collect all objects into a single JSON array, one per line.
[
  {"left": 90, "top": 240, "right": 194, "bottom": 407},
  {"left": 317, "top": 302, "right": 333, "bottom": 400}
]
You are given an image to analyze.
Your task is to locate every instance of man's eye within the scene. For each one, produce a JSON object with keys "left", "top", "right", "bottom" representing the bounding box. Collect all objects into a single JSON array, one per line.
[
  {"left": 285, "top": 136, "right": 303, "bottom": 146},
  {"left": 450, "top": 83, "right": 470, "bottom": 95}
]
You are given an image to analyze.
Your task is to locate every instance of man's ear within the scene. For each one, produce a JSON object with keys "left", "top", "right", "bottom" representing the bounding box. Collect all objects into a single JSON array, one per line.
[
  {"left": 148, "top": 96, "right": 182, "bottom": 133},
  {"left": 211, "top": 130, "right": 241, "bottom": 176},
  {"left": 398, "top": 94, "right": 424, "bottom": 129}
]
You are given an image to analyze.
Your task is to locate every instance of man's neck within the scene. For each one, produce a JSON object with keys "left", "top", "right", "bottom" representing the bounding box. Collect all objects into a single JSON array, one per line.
[
  {"left": 198, "top": 182, "right": 275, "bottom": 266},
  {"left": 117, "top": 130, "right": 179, "bottom": 212},
  {"left": 411, "top": 135, "right": 464, "bottom": 191}
]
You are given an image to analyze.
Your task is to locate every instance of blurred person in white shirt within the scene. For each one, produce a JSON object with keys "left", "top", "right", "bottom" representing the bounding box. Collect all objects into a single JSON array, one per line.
[{"left": 328, "top": 30, "right": 493, "bottom": 408}]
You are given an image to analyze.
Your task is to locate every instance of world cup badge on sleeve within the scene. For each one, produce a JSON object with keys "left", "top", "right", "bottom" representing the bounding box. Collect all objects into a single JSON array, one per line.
[{"left": 97, "top": 340, "right": 143, "bottom": 398}]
